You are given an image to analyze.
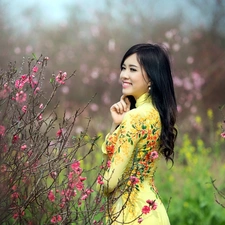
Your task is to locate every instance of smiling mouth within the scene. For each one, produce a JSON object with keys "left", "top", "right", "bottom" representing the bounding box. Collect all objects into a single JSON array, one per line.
[{"left": 122, "top": 81, "right": 132, "bottom": 88}]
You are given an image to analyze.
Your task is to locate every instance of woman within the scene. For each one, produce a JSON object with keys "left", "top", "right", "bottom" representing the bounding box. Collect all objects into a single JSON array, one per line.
[{"left": 101, "top": 43, "right": 177, "bottom": 225}]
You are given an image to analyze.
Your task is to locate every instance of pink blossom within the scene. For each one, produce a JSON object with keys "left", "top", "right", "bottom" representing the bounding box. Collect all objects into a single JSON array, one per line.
[
  {"left": 150, "top": 151, "right": 159, "bottom": 160},
  {"left": 142, "top": 205, "right": 150, "bottom": 214},
  {"left": 28, "top": 76, "right": 38, "bottom": 89},
  {"left": 138, "top": 218, "right": 143, "bottom": 224},
  {"left": 79, "top": 176, "right": 86, "bottom": 182},
  {"left": 38, "top": 114, "right": 42, "bottom": 120},
  {"left": 56, "top": 71, "right": 67, "bottom": 84},
  {"left": 32, "top": 66, "right": 38, "bottom": 73},
  {"left": 48, "top": 190, "right": 55, "bottom": 202},
  {"left": 68, "top": 171, "right": 74, "bottom": 181},
  {"left": 50, "top": 171, "right": 57, "bottom": 179},
  {"left": 57, "top": 215, "right": 62, "bottom": 222},
  {"left": 11, "top": 192, "right": 19, "bottom": 200},
  {"left": 221, "top": 132, "right": 225, "bottom": 138},
  {"left": 56, "top": 129, "right": 63, "bottom": 137},
  {"left": 21, "top": 144, "right": 27, "bottom": 150},
  {"left": 51, "top": 216, "right": 57, "bottom": 223},
  {"left": 97, "top": 175, "right": 104, "bottom": 185},
  {"left": 39, "top": 103, "right": 44, "bottom": 109},
  {"left": 34, "top": 87, "right": 40, "bottom": 94},
  {"left": 81, "top": 194, "right": 88, "bottom": 200},
  {"left": 75, "top": 181, "right": 84, "bottom": 190},
  {"left": 15, "top": 75, "right": 28, "bottom": 89},
  {"left": 22, "top": 105, "right": 27, "bottom": 113},
  {"left": 0, "top": 125, "right": 6, "bottom": 136},
  {"left": 146, "top": 199, "right": 158, "bottom": 210},
  {"left": 85, "top": 188, "right": 94, "bottom": 195},
  {"left": 1, "top": 164, "right": 7, "bottom": 172},
  {"left": 15, "top": 91, "right": 27, "bottom": 103},
  {"left": 12, "top": 135, "right": 19, "bottom": 143},
  {"left": 71, "top": 161, "right": 82, "bottom": 174},
  {"left": 130, "top": 176, "right": 139, "bottom": 185},
  {"left": 107, "top": 160, "right": 111, "bottom": 168}
]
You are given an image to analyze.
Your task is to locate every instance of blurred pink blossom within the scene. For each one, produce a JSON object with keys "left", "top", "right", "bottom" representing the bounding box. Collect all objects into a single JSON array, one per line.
[
  {"left": 138, "top": 217, "right": 143, "bottom": 224},
  {"left": 56, "top": 71, "right": 67, "bottom": 84},
  {"left": 0, "top": 125, "right": 6, "bottom": 136},
  {"left": 21, "top": 144, "right": 27, "bottom": 150},
  {"left": 221, "top": 132, "right": 225, "bottom": 138},
  {"left": 97, "top": 175, "right": 104, "bottom": 185},
  {"left": 32, "top": 66, "right": 38, "bottom": 73},
  {"left": 142, "top": 205, "right": 150, "bottom": 214},
  {"left": 16, "top": 91, "right": 27, "bottom": 103},
  {"left": 48, "top": 190, "right": 55, "bottom": 202},
  {"left": 22, "top": 105, "right": 27, "bottom": 113},
  {"left": 130, "top": 176, "right": 139, "bottom": 185}
]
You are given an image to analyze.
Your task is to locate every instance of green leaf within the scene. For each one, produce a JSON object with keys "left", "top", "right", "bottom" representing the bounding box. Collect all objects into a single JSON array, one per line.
[
  {"left": 32, "top": 53, "right": 37, "bottom": 60},
  {"left": 50, "top": 78, "right": 54, "bottom": 83}
]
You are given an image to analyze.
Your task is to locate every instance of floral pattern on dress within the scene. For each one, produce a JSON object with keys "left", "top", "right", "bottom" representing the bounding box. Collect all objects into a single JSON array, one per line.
[{"left": 102, "top": 93, "right": 170, "bottom": 225}]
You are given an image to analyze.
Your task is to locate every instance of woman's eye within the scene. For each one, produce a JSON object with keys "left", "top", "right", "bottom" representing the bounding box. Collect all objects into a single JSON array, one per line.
[
  {"left": 130, "top": 68, "right": 137, "bottom": 72},
  {"left": 121, "top": 66, "right": 126, "bottom": 70}
]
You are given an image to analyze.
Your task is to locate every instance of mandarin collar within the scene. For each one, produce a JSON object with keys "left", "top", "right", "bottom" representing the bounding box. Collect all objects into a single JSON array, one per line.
[{"left": 135, "top": 93, "right": 152, "bottom": 108}]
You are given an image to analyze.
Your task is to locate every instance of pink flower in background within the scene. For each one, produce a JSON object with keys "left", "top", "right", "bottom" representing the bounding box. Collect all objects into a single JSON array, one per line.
[
  {"left": 21, "top": 144, "right": 27, "bottom": 150},
  {"left": 150, "top": 151, "right": 159, "bottom": 160},
  {"left": 56, "top": 71, "right": 67, "bottom": 84},
  {"left": 107, "top": 160, "right": 111, "bottom": 168},
  {"left": 97, "top": 175, "right": 104, "bottom": 185},
  {"left": 39, "top": 103, "right": 44, "bottom": 109},
  {"left": 0, "top": 125, "right": 6, "bottom": 136},
  {"left": 11, "top": 192, "right": 19, "bottom": 200},
  {"left": 71, "top": 161, "right": 82, "bottom": 174},
  {"left": 81, "top": 193, "right": 88, "bottom": 200},
  {"left": 50, "top": 216, "right": 57, "bottom": 223},
  {"left": 75, "top": 181, "right": 84, "bottom": 191},
  {"left": 130, "top": 176, "right": 139, "bottom": 185},
  {"left": 142, "top": 205, "right": 150, "bottom": 214},
  {"left": 221, "top": 132, "right": 225, "bottom": 138},
  {"left": 1, "top": 164, "right": 7, "bottom": 172},
  {"left": 22, "top": 105, "right": 27, "bottom": 113},
  {"left": 79, "top": 176, "right": 86, "bottom": 182},
  {"left": 15, "top": 75, "right": 28, "bottom": 89},
  {"left": 38, "top": 114, "right": 42, "bottom": 120},
  {"left": 138, "top": 218, "right": 143, "bottom": 224},
  {"left": 56, "top": 129, "right": 63, "bottom": 137},
  {"left": 48, "top": 190, "right": 55, "bottom": 202},
  {"left": 32, "top": 66, "right": 38, "bottom": 73},
  {"left": 15, "top": 91, "right": 27, "bottom": 103},
  {"left": 12, "top": 135, "right": 19, "bottom": 143}
]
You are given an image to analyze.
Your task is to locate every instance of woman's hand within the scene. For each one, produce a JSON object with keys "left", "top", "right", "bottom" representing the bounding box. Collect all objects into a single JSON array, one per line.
[{"left": 110, "top": 95, "right": 131, "bottom": 126}]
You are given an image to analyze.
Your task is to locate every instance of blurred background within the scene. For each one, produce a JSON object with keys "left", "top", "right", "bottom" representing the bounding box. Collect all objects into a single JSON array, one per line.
[
  {"left": 1, "top": 0, "right": 224, "bottom": 139},
  {"left": 1, "top": 0, "right": 225, "bottom": 224}
]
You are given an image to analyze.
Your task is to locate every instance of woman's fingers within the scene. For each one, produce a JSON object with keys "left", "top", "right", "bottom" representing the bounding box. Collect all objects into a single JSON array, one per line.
[{"left": 120, "top": 95, "right": 131, "bottom": 111}]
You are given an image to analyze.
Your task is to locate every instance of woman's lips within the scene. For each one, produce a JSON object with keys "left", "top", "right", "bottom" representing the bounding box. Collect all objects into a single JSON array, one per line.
[{"left": 122, "top": 82, "right": 132, "bottom": 88}]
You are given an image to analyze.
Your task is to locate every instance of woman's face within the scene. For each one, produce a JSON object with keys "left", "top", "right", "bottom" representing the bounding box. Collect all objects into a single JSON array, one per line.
[{"left": 120, "top": 53, "right": 150, "bottom": 100}]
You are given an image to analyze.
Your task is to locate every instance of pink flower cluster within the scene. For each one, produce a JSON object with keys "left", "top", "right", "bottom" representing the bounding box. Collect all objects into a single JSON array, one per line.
[
  {"left": 56, "top": 71, "right": 67, "bottom": 84},
  {"left": 130, "top": 176, "right": 139, "bottom": 185},
  {"left": 138, "top": 199, "right": 158, "bottom": 223},
  {"left": 47, "top": 160, "right": 94, "bottom": 211},
  {"left": 51, "top": 214, "right": 62, "bottom": 224}
]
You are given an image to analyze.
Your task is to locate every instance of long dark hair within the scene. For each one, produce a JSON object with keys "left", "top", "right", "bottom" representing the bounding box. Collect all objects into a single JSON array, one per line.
[{"left": 120, "top": 43, "right": 177, "bottom": 163}]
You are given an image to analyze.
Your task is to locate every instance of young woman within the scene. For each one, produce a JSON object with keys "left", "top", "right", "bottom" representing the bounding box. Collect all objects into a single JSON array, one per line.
[{"left": 101, "top": 43, "right": 177, "bottom": 225}]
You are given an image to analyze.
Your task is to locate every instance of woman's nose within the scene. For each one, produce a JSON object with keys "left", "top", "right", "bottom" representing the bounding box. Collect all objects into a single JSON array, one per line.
[{"left": 120, "top": 70, "right": 129, "bottom": 79}]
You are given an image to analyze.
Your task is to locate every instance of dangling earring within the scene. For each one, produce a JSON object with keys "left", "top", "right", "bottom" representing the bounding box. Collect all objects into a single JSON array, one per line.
[{"left": 148, "top": 86, "right": 151, "bottom": 91}]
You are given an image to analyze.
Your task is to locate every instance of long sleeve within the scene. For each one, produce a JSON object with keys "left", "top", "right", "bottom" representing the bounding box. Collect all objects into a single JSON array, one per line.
[{"left": 103, "top": 110, "right": 143, "bottom": 193}]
